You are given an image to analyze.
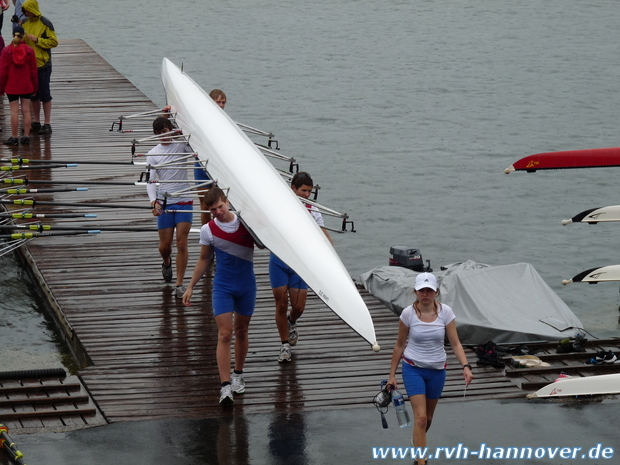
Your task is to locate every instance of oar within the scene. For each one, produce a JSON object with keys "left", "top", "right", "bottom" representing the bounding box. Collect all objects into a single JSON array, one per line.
[
  {"left": 0, "top": 230, "right": 100, "bottom": 239},
  {"left": 504, "top": 147, "right": 620, "bottom": 173},
  {"left": 562, "top": 265, "right": 620, "bottom": 285},
  {"left": 562, "top": 205, "right": 620, "bottom": 225},
  {"left": 0, "top": 237, "right": 31, "bottom": 257},
  {"left": 2, "top": 177, "right": 150, "bottom": 187},
  {"left": 0, "top": 187, "right": 89, "bottom": 194},
  {"left": 0, "top": 424, "right": 26, "bottom": 465},
  {"left": 0, "top": 212, "right": 97, "bottom": 219},
  {"left": 1, "top": 164, "right": 77, "bottom": 171},
  {"left": 0, "top": 223, "right": 154, "bottom": 233},
  {"left": 0, "top": 199, "right": 152, "bottom": 210},
  {"left": 1, "top": 157, "right": 142, "bottom": 167}
]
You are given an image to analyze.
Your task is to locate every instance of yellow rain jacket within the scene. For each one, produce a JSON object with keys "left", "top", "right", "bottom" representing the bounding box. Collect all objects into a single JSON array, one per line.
[{"left": 22, "top": 0, "right": 58, "bottom": 69}]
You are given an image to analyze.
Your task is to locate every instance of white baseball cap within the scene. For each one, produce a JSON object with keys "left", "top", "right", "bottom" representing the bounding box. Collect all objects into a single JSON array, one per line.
[{"left": 414, "top": 272, "right": 438, "bottom": 291}]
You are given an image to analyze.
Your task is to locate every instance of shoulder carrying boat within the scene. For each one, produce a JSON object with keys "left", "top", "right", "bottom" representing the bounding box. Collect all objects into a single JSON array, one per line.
[{"left": 161, "top": 58, "right": 378, "bottom": 351}]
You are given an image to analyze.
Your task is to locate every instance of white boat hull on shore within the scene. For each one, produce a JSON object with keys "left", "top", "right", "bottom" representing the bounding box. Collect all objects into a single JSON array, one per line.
[
  {"left": 527, "top": 373, "right": 620, "bottom": 398},
  {"left": 161, "top": 58, "right": 378, "bottom": 350}
]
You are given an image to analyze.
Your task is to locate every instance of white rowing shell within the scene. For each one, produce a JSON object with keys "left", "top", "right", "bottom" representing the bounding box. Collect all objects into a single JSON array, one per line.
[
  {"left": 161, "top": 58, "right": 378, "bottom": 350},
  {"left": 562, "top": 205, "right": 620, "bottom": 225},
  {"left": 527, "top": 373, "right": 620, "bottom": 398},
  {"left": 562, "top": 265, "right": 620, "bottom": 285}
]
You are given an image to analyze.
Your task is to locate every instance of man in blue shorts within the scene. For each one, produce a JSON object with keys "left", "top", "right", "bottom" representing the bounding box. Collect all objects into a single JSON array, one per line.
[
  {"left": 183, "top": 187, "right": 256, "bottom": 405},
  {"left": 270, "top": 172, "right": 333, "bottom": 363},
  {"left": 146, "top": 116, "right": 193, "bottom": 299}
]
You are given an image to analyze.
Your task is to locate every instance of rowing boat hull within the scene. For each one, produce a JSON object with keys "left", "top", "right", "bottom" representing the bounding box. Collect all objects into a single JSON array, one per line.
[
  {"left": 504, "top": 147, "right": 620, "bottom": 173},
  {"left": 562, "top": 205, "right": 620, "bottom": 225},
  {"left": 562, "top": 265, "right": 620, "bottom": 285},
  {"left": 161, "top": 58, "right": 378, "bottom": 349},
  {"left": 527, "top": 373, "right": 620, "bottom": 398}
]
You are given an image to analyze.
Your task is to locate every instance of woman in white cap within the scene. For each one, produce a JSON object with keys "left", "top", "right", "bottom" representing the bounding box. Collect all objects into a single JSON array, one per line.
[{"left": 387, "top": 272, "right": 473, "bottom": 464}]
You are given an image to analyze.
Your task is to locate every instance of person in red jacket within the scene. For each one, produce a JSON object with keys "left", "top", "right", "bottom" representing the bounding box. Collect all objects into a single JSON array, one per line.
[{"left": 0, "top": 25, "right": 37, "bottom": 146}]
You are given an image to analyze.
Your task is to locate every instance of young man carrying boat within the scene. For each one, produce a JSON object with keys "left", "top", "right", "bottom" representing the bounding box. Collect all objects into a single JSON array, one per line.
[
  {"left": 146, "top": 116, "right": 193, "bottom": 299},
  {"left": 182, "top": 187, "right": 256, "bottom": 405},
  {"left": 270, "top": 172, "right": 333, "bottom": 363}
]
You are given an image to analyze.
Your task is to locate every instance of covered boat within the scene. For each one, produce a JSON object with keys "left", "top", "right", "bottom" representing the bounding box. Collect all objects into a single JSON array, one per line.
[{"left": 359, "top": 261, "right": 584, "bottom": 344}]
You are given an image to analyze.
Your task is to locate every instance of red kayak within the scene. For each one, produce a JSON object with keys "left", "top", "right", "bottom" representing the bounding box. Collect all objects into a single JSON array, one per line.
[{"left": 504, "top": 147, "right": 620, "bottom": 173}]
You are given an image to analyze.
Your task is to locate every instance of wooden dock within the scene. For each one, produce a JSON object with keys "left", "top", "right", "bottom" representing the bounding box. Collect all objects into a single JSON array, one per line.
[{"left": 6, "top": 40, "right": 613, "bottom": 429}]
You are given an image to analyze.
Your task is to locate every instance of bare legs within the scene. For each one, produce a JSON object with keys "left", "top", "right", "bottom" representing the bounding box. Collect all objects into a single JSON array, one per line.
[
  {"left": 410, "top": 394, "right": 439, "bottom": 464},
  {"left": 157, "top": 221, "right": 191, "bottom": 287},
  {"left": 273, "top": 286, "right": 307, "bottom": 341},
  {"left": 31, "top": 99, "right": 52, "bottom": 125},
  {"left": 214, "top": 312, "right": 252, "bottom": 382},
  {"left": 8, "top": 98, "right": 31, "bottom": 138}
]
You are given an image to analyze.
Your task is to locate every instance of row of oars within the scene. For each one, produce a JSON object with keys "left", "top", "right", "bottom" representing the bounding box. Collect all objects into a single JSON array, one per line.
[{"left": 0, "top": 109, "right": 352, "bottom": 257}]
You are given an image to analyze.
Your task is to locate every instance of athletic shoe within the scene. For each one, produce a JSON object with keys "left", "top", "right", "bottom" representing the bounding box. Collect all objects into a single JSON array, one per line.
[
  {"left": 278, "top": 343, "right": 291, "bottom": 363},
  {"left": 603, "top": 351, "right": 617, "bottom": 363},
  {"left": 31, "top": 122, "right": 41, "bottom": 133},
  {"left": 174, "top": 285, "right": 187, "bottom": 299},
  {"left": 288, "top": 318, "right": 298, "bottom": 346},
  {"left": 231, "top": 373, "right": 245, "bottom": 394},
  {"left": 38, "top": 124, "right": 52, "bottom": 135},
  {"left": 3, "top": 137, "right": 18, "bottom": 146},
  {"left": 19, "top": 136, "right": 30, "bottom": 145},
  {"left": 162, "top": 262, "right": 173, "bottom": 282},
  {"left": 594, "top": 351, "right": 608, "bottom": 362},
  {"left": 219, "top": 384, "right": 233, "bottom": 405}
]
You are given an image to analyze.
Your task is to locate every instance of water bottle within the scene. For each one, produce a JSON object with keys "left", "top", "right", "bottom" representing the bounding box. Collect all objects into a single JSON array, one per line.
[{"left": 391, "top": 389, "right": 411, "bottom": 428}]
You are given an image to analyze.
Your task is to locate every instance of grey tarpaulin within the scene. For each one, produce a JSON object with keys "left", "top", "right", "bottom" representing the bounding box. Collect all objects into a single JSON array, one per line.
[{"left": 359, "top": 261, "right": 584, "bottom": 344}]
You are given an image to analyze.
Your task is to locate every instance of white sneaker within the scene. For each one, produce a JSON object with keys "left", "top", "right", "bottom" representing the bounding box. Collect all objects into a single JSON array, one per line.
[
  {"left": 174, "top": 285, "right": 187, "bottom": 299},
  {"left": 231, "top": 373, "right": 245, "bottom": 394},
  {"left": 288, "top": 318, "right": 298, "bottom": 346},
  {"left": 278, "top": 343, "right": 292, "bottom": 363},
  {"left": 219, "top": 384, "right": 233, "bottom": 405}
]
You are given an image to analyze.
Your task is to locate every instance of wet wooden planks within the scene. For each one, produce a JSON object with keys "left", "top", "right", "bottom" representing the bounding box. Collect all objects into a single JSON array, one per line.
[
  {"left": 0, "top": 375, "right": 105, "bottom": 431},
  {"left": 4, "top": 40, "right": 525, "bottom": 425}
]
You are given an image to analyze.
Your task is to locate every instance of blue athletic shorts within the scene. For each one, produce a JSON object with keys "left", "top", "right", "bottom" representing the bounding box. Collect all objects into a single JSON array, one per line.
[
  {"left": 269, "top": 253, "right": 308, "bottom": 290},
  {"left": 401, "top": 361, "right": 446, "bottom": 400},
  {"left": 156, "top": 202, "right": 193, "bottom": 230},
  {"left": 194, "top": 162, "right": 211, "bottom": 184},
  {"left": 212, "top": 285, "right": 256, "bottom": 317}
]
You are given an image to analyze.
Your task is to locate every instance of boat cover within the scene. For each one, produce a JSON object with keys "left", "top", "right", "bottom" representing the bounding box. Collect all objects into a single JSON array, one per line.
[{"left": 359, "top": 261, "right": 584, "bottom": 344}]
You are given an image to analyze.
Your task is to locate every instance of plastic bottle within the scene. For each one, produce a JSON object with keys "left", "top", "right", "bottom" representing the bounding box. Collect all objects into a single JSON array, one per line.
[{"left": 391, "top": 389, "right": 411, "bottom": 428}]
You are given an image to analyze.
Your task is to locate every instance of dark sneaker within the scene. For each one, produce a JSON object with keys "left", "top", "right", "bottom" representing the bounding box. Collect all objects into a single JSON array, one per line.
[
  {"left": 162, "top": 262, "right": 173, "bottom": 282},
  {"left": 20, "top": 136, "right": 30, "bottom": 145},
  {"left": 38, "top": 124, "right": 52, "bottom": 135},
  {"left": 3, "top": 137, "right": 19, "bottom": 146},
  {"left": 31, "top": 122, "right": 41, "bottom": 133},
  {"left": 603, "top": 351, "right": 617, "bottom": 363}
]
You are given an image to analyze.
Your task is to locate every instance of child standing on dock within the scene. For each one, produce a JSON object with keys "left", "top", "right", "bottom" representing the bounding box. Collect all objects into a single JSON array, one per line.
[
  {"left": 387, "top": 272, "right": 473, "bottom": 465},
  {"left": 182, "top": 187, "right": 256, "bottom": 406},
  {"left": 0, "top": 25, "right": 37, "bottom": 146},
  {"left": 270, "top": 172, "right": 333, "bottom": 363},
  {"left": 146, "top": 116, "right": 193, "bottom": 299}
]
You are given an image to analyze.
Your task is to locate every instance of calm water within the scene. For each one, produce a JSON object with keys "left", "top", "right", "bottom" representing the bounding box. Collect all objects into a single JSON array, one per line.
[{"left": 2, "top": 0, "right": 619, "bottom": 385}]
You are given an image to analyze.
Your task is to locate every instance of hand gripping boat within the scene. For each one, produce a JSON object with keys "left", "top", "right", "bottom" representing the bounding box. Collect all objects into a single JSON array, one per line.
[{"left": 161, "top": 58, "right": 379, "bottom": 351}]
